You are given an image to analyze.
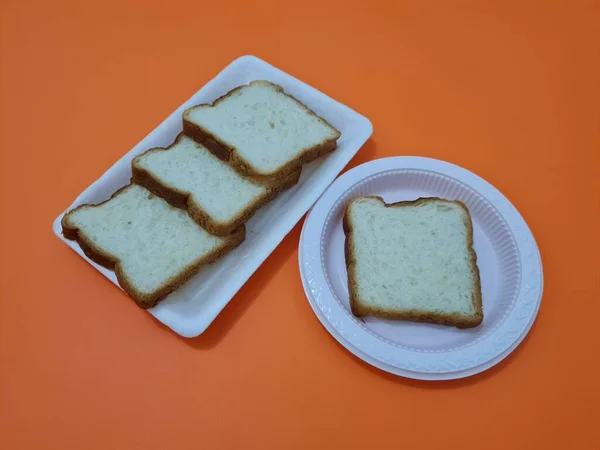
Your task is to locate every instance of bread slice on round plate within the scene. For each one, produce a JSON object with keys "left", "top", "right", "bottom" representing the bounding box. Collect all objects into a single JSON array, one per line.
[{"left": 343, "top": 196, "right": 483, "bottom": 328}]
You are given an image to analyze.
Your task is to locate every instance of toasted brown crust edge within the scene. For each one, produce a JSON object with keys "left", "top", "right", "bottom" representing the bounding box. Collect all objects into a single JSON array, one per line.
[
  {"left": 182, "top": 80, "right": 341, "bottom": 182},
  {"left": 343, "top": 196, "right": 483, "bottom": 329},
  {"left": 61, "top": 184, "right": 246, "bottom": 309},
  {"left": 131, "top": 134, "right": 301, "bottom": 236}
]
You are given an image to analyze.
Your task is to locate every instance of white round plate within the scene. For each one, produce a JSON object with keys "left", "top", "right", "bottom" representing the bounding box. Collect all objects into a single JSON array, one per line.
[{"left": 299, "top": 157, "right": 543, "bottom": 380}]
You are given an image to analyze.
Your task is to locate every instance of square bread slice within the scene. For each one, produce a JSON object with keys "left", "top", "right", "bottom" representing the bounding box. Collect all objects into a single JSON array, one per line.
[
  {"left": 132, "top": 134, "right": 300, "bottom": 236},
  {"left": 182, "top": 80, "right": 341, "bottom": 182},
  {"left": 61, "top": 184, "right": 245, "bottom": 309},
  {"left": 344, "top": 196, "right": 483, "bottom": 328}
]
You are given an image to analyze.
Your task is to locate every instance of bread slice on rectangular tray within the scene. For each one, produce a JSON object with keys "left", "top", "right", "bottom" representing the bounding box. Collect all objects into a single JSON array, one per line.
[
  {"left": 61, "top": 184, "right": 245, "bottom": 309},
  {"left": 182, "top": 80, "right": 341, "bottom": 182},
  {"left": 132, "top": 134, "right": 300, "bottom": 236},
  {"left": 343, "top": 196, "right": 483, "bottom": 328}
]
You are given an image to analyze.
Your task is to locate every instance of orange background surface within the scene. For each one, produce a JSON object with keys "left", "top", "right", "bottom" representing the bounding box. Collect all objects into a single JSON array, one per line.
[{"left": 1, "top": 1, "right": 599, "bottom": 449}]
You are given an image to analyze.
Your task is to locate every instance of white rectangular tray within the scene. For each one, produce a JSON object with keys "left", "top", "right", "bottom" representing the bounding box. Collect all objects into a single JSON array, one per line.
[{"left": 52, "top": 55, "right": 373, "bottom": 337}]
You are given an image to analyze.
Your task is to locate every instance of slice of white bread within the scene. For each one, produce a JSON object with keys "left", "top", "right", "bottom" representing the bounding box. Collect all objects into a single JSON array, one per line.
[
  {"left": 182, "top": 80, "right": 341, "bottom": 182},
  {"left": 61, "top": 184, "right": 245, "bottom": 309},
  {"left": 344, "top": 197, "right": 483, "bottom": 328},
  {"left": 132, "top": 134, "right": 300, "bottom": 236}
]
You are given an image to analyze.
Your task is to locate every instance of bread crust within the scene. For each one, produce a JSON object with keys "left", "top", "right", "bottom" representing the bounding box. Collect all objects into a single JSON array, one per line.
[
  {"left": 343, "top": 196, "right": 483, "bottom": 329},
  {"left": 182, "top": 80, "right": 341, "bottom": 183},
  {"left": 132, "top": 133, "right": 301, "bottom": 236},
  {"left": 61, "top": 184, "right": 245, "bottom": 309}
]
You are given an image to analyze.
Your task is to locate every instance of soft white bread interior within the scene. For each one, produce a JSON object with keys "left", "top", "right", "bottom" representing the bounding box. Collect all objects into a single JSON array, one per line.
[
  {"left": 132, "top": 134, "right": 299, "bottom": 236},
  {"left": 344, "top": 196, "right": 483, "bottom": 328},
  {"left": 62, "top": 184, "right": 245, "bottom": 308},
  {"left": 183, "top": 80, "right": 341, "bottom": 180}
]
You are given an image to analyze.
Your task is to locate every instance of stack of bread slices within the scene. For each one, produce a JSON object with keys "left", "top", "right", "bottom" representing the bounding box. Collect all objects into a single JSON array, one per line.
[{"left": 62, "top": 81, "right": 341, "bottom": 308}]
